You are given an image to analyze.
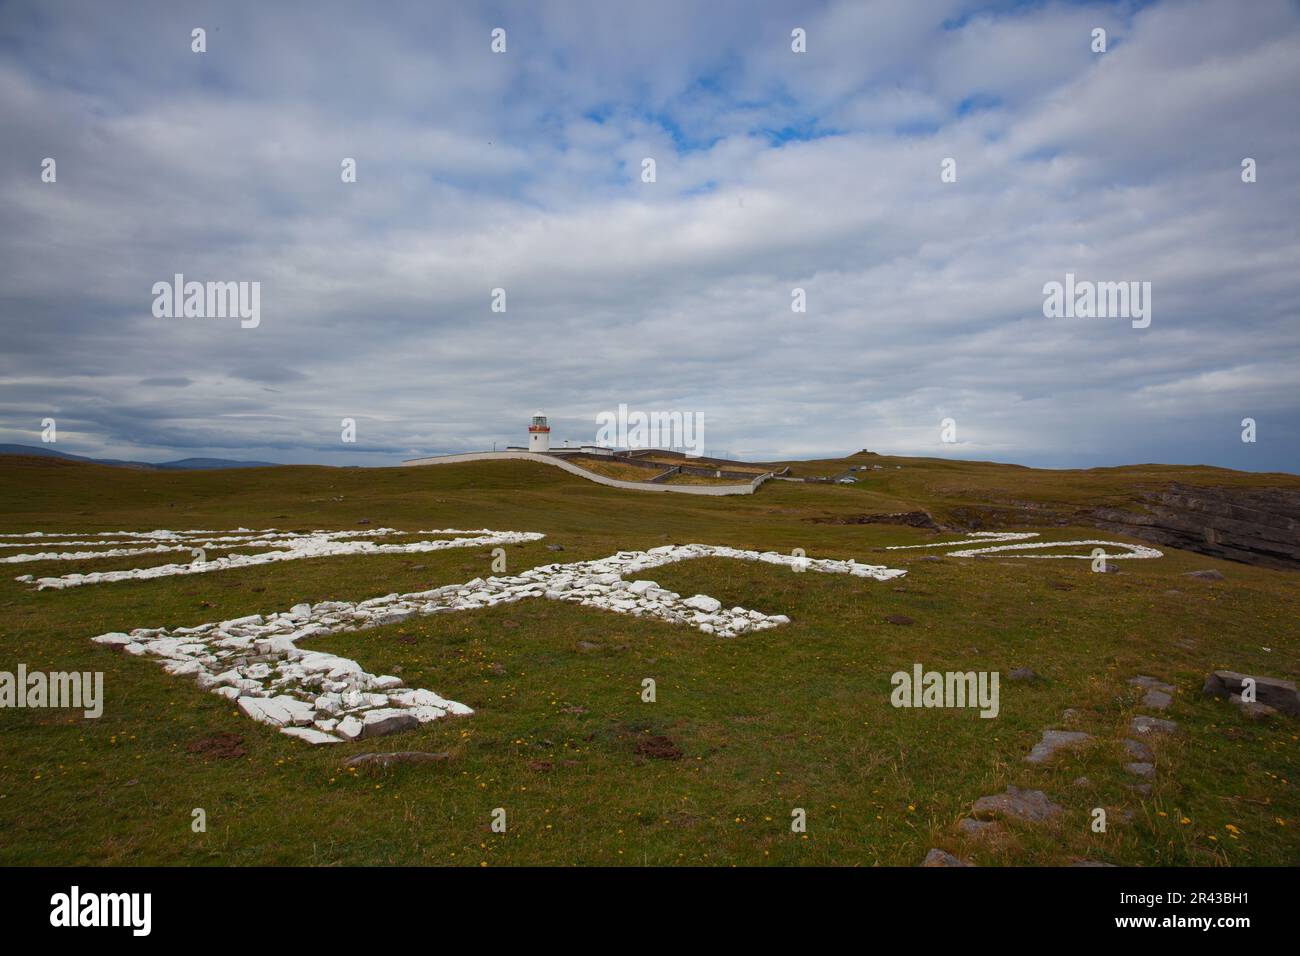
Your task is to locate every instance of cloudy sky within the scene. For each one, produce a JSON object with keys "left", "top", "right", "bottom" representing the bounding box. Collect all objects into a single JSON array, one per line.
[{"left": 1, "top": 0, "right": 1297, "bottom": 470}]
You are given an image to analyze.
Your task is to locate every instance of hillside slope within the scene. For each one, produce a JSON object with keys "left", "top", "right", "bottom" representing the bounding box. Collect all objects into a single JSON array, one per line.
[{"left": 0, "top": 453, "right": 1295, "bottom": 867}]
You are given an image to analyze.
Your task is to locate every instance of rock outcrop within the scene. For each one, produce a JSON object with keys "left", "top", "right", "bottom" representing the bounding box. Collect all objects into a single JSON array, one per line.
[
  {"left": 1202, "top": 670, "right": 1300, "bottom": 717},
  {"left": 1091, "top": 484, "right": 1300, "bottom": 571}
]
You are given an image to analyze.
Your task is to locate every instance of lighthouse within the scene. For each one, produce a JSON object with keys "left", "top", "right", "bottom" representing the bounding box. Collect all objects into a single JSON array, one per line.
[{"left": 528, "top": 411, "right": 551, "bottom": 452}]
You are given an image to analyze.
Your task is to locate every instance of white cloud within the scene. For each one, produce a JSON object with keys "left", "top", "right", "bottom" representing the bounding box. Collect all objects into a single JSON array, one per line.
[{"left": 0, "top": 0, "right": 1296, "bottom": 473}]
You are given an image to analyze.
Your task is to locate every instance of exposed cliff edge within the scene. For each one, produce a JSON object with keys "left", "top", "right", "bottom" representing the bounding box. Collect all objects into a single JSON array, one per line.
[{"left": 1090, "top": 484, "right": 1300, "bottom": 571}]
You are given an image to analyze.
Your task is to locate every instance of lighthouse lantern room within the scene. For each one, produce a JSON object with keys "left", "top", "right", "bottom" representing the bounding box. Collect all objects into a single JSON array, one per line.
[{"left": 528, "top": 411, "right": 551, "bottom": 452}]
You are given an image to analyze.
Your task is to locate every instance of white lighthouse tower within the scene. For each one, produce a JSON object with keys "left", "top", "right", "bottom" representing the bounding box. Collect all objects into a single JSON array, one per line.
[{"left": 528, "top": 411, "right": 551, "bottom": 452}]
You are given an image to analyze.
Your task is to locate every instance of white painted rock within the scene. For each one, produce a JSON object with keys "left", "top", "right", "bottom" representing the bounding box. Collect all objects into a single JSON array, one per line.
[
  {"left": 237, "top": 696, "right": 293, "bottom": 726},
  {"left": 280, "top": 726, "right": 340, "bottom": 744},
  {"left": 683, "top": 595, "right": 722, "bottom": 614},
  {"left": 66, "top": 529, "right": 915, "bottom": 747}
]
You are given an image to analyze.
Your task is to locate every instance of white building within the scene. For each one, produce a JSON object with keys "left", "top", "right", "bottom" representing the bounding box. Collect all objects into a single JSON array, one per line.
[{"left": 527, "top": 411, "right": 551, "bottom": 452}]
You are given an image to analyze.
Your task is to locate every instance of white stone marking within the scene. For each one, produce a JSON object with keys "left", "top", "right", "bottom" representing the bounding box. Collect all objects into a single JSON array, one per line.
[
  {"left": 76, "top": 533, "right": 904, "bottom": 745},
  {"left": 9, "top": 528, "right": 542, "bottom": 589},
  {"left": 885, "top": 531, "right": 1162, "bottom": 559}
]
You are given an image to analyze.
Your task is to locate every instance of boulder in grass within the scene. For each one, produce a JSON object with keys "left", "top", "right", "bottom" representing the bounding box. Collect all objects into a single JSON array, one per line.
[
  {"left": 1202, "top": 670, "right": 1299, "bottom": 717},
  {"left": 1123, "top": 738, "right": 1153, "bottom": 761},
  {"left": 920, "top": 848, "right": 972, "bottom": 867},
  {"left": 1131, "top": 715, "right": 1178, "bottom": 736},
  {"left": 1231, "top": 696, "right": 1280, "bottom": 720},
  {"left": 1143, "top": 690, "right": 1173, "bottom": 711},
  {"left": 1024, "top": 729, "right": 1091, "bottom": 764},
  {"left": 971, "top": 786, "right": 1062, "bottom": 823},
  {"left": 958, "top": 818, "right": 999, "bottom": 838},
  {"left": 360, "top": 708, "right": 419, "bottom": 738}
]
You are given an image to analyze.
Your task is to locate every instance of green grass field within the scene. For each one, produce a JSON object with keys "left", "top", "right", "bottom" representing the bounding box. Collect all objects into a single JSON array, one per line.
[{"left": 1, "top": 452, "right": 1297, "bottom": 866}]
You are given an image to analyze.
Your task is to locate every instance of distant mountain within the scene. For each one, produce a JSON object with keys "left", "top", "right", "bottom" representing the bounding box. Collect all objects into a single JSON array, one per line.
[
  {"left": 152, "top": 457, "right": 283, "bottom": 470},
  {"left": 0, "top": 443, "right": 281, "bottom": 470}
]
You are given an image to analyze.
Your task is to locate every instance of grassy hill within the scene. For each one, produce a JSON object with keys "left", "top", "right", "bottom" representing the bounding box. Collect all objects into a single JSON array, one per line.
[{"left": 0, "top": 452, "right": 1296, "bottom": 866}]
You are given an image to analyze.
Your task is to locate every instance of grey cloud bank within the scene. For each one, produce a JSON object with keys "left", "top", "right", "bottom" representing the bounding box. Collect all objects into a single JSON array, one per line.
[{"left": 1, "top": 0, "right": 1297, "bottom": 472}]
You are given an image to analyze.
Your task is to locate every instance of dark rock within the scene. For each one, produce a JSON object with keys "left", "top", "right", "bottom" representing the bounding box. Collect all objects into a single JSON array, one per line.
[
  {"left": 1089, "top": 484, "right": 1300, "bottom": 571},
  {"left": 958, "top": 818, "right": 998, "bottom": 837},
  {"left": 1202, "top": 670, "right": 1299, "bottom": 717},
  {"left": 359, "top": 711, "right": 419, "bottom": 738},
  {"left": 1231, "top": 696, "right": 1280, "bottom": 720},
  {"left": 546, "top": 543, "right": 565, "bottom": 552},
  {"left": 1009, "top": 667, "right": 1040, "bottom": 682},
  {"left": 1131, "top": 715, "right": 1178, "bottom": 736},
  {"left": 1184, "top": 569, "right": 1225, "bottom": 581},
  {"left": 1025, "top": 729, "right": 1092, "bottom": 764},
  {"left": 1071, "top": 859, "right": 1117, "bottom": 867},
  {"left": 1125, "top": 762, "right": 1156, "bottom": 779},
  {"left": 971, "top": 786, "right": 1063, "bottom": 823},
  {"left": 1123, "top": 738, "right": 1154, "bottom": 761},
  {"left": 920, "top": 848, "right": 972, "bottom": 867},
  {"left": 1143, "top": 689, "right": 1173, "bottom": 711},
  {"left": 884, "top": 614, "right": 915, "bottom": 625}
]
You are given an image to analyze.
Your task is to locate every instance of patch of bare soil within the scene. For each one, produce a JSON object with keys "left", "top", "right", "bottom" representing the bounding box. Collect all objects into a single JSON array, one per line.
[
  {"left": 805, "top": 511, "right": 942, "bottom": 529},
  {"left": 635, "top": 735, "right": 684, "bottom": 760},
  {"left": 186, "top": 733, "right": 247, "bottom": 759}
]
